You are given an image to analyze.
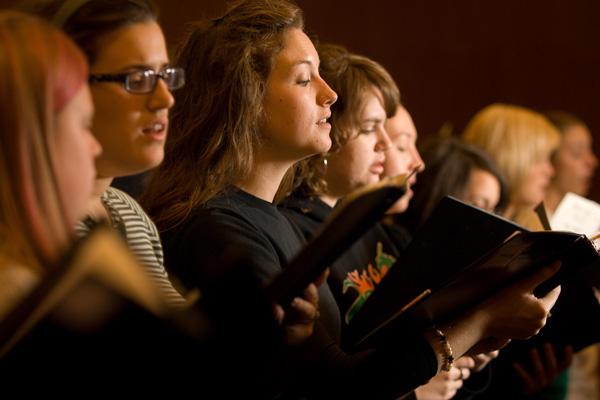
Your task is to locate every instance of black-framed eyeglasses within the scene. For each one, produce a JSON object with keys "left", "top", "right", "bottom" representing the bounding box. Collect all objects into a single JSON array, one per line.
[{"left": 89, "top": 67, "right": 185, "bottom": 94}]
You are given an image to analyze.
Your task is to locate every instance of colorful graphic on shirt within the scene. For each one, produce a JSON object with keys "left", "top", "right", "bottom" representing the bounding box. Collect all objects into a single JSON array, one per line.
[{"left": 342, "top": 242, "right": 396, "bottom": 324}]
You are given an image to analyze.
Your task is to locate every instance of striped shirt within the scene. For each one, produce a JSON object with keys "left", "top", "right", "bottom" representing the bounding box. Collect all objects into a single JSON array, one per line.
[{"left": 76, "top": 187, "right": 185, "bottom": 306}]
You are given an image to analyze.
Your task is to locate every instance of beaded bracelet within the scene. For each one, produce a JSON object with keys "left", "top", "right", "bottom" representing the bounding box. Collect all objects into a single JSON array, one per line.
[{"left": 432, "top": 327, "right": 454, "bottom": 371}]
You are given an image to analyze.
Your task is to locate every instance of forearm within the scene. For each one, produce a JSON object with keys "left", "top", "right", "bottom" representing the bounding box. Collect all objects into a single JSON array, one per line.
[{"left": 423, "top": 309, "right": 490, "bottom": 374}]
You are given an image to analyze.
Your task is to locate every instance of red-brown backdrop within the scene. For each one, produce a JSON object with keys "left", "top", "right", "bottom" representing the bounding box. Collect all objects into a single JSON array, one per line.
[{"left": 3, "top": 0, "right": 599, "bottom": 201}]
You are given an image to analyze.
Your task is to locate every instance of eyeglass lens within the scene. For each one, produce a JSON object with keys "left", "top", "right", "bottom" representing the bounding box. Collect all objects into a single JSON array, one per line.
[{"left": 126, "top": 68, "right": 185, "bottom": 93}]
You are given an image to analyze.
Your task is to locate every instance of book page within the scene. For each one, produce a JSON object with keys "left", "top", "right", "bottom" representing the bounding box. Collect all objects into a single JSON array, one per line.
[
  {"left": 551, "top": 192, "right": 600, "bottom": 237},
  {"left": 0, "top": 227, "right": 167, "bottom": 357}
]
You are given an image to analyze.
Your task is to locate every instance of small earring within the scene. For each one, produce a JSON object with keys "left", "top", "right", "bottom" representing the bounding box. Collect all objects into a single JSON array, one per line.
[{"left": 323, "top": 157, "right": 328, "bottom": 168}]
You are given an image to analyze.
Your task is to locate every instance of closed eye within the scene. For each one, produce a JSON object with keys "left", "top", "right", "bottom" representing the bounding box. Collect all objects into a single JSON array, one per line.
[{"left": 359, "top": 126, "right": 376, "bottom": 134}]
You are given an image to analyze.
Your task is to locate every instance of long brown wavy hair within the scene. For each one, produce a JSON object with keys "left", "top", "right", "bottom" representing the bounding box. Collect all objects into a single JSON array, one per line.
[
  {"left": 140, "top": 0, "right": 304, "bottom": 232},
  {"left": 289, "top": 44, "right": 400, "bottom": 199}
]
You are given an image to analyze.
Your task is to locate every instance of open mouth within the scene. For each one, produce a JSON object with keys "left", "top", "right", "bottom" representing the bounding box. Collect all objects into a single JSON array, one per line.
[
  {"left": 142, "top": 122, "right": 166, "bottom": 134},
  {"left": 317, "top": 115, "right": 331, "bottom": 126}
]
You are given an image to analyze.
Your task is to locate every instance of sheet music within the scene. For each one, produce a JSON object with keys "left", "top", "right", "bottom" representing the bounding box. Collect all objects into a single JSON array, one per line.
[{"left": 551, "top": 192, "right": 600, "bottom": 237}]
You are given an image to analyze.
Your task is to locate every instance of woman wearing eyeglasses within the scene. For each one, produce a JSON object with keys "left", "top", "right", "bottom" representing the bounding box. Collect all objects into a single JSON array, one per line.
[{"left": 24, "top": 0, "right": 187, "bottom": 305}]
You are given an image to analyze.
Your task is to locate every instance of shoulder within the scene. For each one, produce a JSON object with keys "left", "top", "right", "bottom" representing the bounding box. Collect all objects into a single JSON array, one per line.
[
  {"left": 160, "top": 200, "right": 283, "bottom": 288},
  {"left": 104, "top": 187, "right": 145, "bottom": 216},
  {"left": 168, "top": 203, "right": 267, "bottom": 249},
  {"left": 104, "top": 187, "right": 159, "bottom": 232},
  {"left": 279, "top": 195, "right": 331, "bottom": 239}
]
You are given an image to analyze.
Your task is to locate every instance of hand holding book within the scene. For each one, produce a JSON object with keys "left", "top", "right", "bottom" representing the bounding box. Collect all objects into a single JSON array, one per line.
[
  {"left": 348, "top": 197, "right": 599, "bottom": 349},
  {"left": 427, "top": 261, "right": 562, "bottom": 367},
  {"left": 470, "top": 261, "right": 562, "bottom": 350}
]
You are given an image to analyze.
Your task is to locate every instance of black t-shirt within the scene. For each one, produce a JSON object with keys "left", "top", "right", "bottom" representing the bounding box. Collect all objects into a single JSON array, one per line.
[
  {"left": 281, "top": 196, "right": 404, "bottom": 342},
  {"left": 162, "top": 187, "right": 341, "bottom": 338},
  {"left": 162, "top": 188, "right": 437, "bottom": 399}
]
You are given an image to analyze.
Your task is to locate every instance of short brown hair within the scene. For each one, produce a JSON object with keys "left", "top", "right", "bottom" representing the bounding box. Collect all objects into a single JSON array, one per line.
[
  {"left": 542, "top": 110, "right": 586, "bottom": 134},
  {"left": 22, "top": 0, "right": 158, "bottom": 64},
  {"left": 291, "top": 44, "right": 400, "bottom": 198}
]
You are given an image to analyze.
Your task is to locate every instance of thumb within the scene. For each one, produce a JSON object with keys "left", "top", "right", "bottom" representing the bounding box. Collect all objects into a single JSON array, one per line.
[
  {"left": 538, "top": 285, "right": 561, "bottom": 312},
  {"left": 313, "top": 268, "right": 330, "bottom": 287}
]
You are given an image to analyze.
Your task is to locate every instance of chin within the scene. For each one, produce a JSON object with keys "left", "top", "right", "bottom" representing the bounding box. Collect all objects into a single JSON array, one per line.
[
  {"left": 397, "top": 195, "right": 412, "bottom": 213},
  {"left": 387, "top": 198, "right": 409, "bottom": 215},
  {"left": 365, "top": 176, "right": 380, "bottom": 186},
  {"left": 142, "top": 152, "right": 165, "bottom": 170},
  {"left": 315, "top": 139, "right": 332, "bottom": 154}
]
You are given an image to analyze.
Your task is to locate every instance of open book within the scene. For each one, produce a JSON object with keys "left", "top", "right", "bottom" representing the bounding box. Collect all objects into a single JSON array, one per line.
[
  {"left": 0, "top": 226, "right": 295, "bottom": 393},
  {"left": 0, "top": 224, "right": 170, "bottom": 357},
  {"left": 490, "top": 194, "right": 600, "bottom": 362},
  {"left": 345, "top": 196, "right": 600, "bottom": 348},
  {"left": 266, "top": 172, "right": 413, "bottom": 305},
  {"left": 551, "top": 192, "right": 600, "bottom": 238}
]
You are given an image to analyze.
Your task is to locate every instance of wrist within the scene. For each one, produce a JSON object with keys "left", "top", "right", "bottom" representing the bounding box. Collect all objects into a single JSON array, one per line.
[{"left": 425, "top": 326, "right": 454, "bottom": 372}]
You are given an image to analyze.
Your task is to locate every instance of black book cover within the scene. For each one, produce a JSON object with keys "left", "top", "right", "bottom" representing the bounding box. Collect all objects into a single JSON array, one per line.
[{"left": 347, "top": 196, "right": 599, "bottom": 348}]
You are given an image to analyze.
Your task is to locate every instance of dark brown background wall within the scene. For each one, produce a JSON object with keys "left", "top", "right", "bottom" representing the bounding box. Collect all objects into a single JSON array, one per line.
[{"left": 3, "top": 0, "right": 600, "bottom": 201}]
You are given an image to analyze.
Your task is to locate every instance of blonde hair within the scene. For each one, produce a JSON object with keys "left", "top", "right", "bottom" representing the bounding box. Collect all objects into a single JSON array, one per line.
[
  {"left": 462, "top": 103, "right": 560, "bottom": 216},
  {"left": 0, "top": 11, "right": 88, "bottom": 270}
]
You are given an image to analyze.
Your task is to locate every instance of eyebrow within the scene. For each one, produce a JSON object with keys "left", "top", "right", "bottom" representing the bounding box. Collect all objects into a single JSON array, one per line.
[
  {"left": 397, "top": 130, "right": 418, "bottom": 139},
  {"left": 363, "top": 117, "right": 384, "bottom": 123},
  {"left": 293, "top": 59, "right": 313, "bottom": 66},
  {"left": 289, "top": 59, "right": 317, "bottom": 72},
  {"left": 116, "top": 62, "right": 170, "bottom": 72},
  {"left": 390, "top": 131, "right": 411, "bottom": 141}
]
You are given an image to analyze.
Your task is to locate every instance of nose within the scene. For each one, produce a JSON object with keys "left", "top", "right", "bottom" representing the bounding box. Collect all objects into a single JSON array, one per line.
[
  {"left": 587, "top": 151, "right": 599, "bottom": 169},
  {"left": 375, "top": 126, "right": 393, "bottom": 152},
  {"left": 545, "top": 159, "right": 555, "bottom": 178},
  {"left": 147, "top": 78, "right": 175, "bottom": 111},
  {"left": 411, "top": 146, "right": 425, "bottom": 172},
  {"left": 88, "top": 131, "right": 102, "bottom": 158},
  {"left": 317, "top": 76, "right": 337, "bottom": 107}
]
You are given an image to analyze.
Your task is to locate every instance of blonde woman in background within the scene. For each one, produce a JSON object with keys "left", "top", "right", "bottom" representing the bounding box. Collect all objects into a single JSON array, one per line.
[
  {"left": 462, "top": 103, "right": 560, "bottom": 228},
  {"left": 463, "top": 103, "right": 573, "bottom": 400}
]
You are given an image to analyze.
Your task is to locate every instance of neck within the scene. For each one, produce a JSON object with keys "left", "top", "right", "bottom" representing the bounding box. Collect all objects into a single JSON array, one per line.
[
  {"left": 235, "top": 157, "right": 293, "bottom": 203},
  {"left": 320, "top": 178, "right": 348, "bottom": 207},
  {"left": 502, "top": 202, "right": 518, "bottom": 221},
  {"left": 544, "top": 185, "right": 565, "bottom": 216},
  {"left": 86, "top": 176, "right": 113, "bottom": 220},
  {"left": 319, "top": 193, "right": 339, "bottom": 208}
]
